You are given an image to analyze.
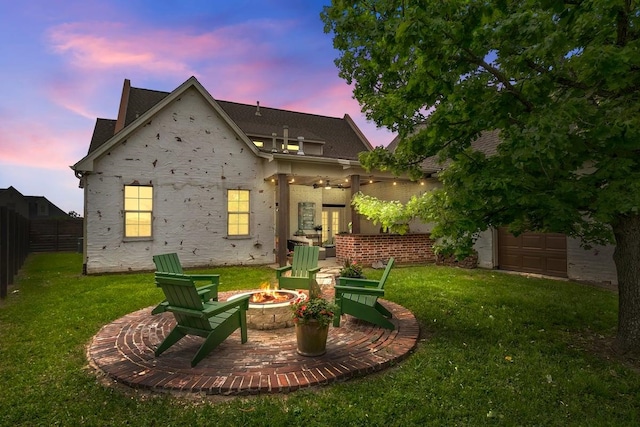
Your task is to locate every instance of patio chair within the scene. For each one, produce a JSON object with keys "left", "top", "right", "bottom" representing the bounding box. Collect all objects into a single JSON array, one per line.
[
  {"left": 333, "top": 258, "right": 395, "bottom": 330},
  {"left": 276, "top": 245, "right": 320, "bottom": 291},
  {"left": 154, "top": 273, "right": 250, "bottom": 367},
  {"left": 151, "top": 252, "right": 219, "bottom": 314}
]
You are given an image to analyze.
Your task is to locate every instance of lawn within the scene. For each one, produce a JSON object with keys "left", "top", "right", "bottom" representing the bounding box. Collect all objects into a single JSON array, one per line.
[{"left": 1, "top": 252, "right": 638, "bottom": 426}]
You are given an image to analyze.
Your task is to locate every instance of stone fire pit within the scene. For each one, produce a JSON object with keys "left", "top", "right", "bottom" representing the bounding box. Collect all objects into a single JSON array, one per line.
[{"left": 227, "top": 289, "right": 306, "bottom": 330}]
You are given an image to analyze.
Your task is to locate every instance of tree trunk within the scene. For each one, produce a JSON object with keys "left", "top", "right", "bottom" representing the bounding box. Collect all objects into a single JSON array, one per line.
[{"left": 612, "top": 213, "right": 640, "bottom": 354}]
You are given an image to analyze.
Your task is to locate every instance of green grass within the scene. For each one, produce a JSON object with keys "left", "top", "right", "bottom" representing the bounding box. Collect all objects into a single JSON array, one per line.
[{"left": 1, "top": 253, "right": 638, "bottom": 426}]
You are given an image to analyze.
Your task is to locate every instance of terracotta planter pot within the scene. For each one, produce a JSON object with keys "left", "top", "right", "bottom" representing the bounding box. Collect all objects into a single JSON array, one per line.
[{"left": 295, "top": 320, "right": 329, "bottom": 356}]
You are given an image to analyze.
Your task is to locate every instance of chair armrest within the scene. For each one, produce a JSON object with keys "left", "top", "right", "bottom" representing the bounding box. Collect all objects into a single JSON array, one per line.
[
  {"left": 197, "top": 283, "right": 218, "bottom": 292},
  {"left": 187, "top": 274, "right": 220, "bottom": 284},
  {"left": 152, "top": 284, "right": 217, "bottom": 315},
  {"left": 165, "top": 296, "right": 249, "bottom": 318},
  {"left": 337, "top": 276, "right": 379, "bottom": 288},
  {"left": 275, "top": 265, "right": 292, "bottom": 278},
  {"left": 165, "top": 305, "right": 210, "bottom": 318},
  {"left": 309, "top": 266, "right": 321, "bottom": 274},
  {"left": 202, "top": 295, "right": 250, "bottom": 316},
  {"left": 196, "top": 283, "right": 218, "bottom": 301},
  {"left": 334, "top": 284, "right": 385, "bottom": 297}
]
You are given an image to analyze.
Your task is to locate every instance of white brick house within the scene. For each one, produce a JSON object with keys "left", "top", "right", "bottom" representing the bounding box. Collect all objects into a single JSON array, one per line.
[
  {"left": 72, "top": 77, "right": 418, "bottom": 274},
  {"left": 73, "top": 76, "right": 615, "bottom": 283}
]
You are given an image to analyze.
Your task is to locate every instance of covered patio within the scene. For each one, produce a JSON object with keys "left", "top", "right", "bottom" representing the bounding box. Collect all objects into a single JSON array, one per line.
[{"left": 264, "top": 155, "right": 434, "bottom": 266}]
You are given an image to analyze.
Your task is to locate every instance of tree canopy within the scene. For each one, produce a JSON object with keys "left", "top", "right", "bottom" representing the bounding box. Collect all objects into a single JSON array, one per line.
[{"left": 322, "top": 0, "right": 640, "bottom": 352}]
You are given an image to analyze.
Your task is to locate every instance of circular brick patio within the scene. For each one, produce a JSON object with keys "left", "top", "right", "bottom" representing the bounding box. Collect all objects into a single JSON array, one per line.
[{"left": 87, "top": 291, "right": 419, "bottom": 396}]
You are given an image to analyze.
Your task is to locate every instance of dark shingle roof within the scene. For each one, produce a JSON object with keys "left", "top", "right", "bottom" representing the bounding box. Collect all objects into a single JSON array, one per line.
[
  {"left": 88, "top": 118, "right": 116, "bottom": 154},
  {"left": 125, "top": 87, "right": 170, "bottom": 126},
  {"left": 216, "top": 100, "right": 368, "bottom": 160},
  {"left": 87, "top": 81, "right": 370, "bottom": 161}
]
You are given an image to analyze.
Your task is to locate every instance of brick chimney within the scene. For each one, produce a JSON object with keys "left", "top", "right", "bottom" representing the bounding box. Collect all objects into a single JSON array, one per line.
[{"left": 114, "top": 79, "right": 131, "bottom": 134}]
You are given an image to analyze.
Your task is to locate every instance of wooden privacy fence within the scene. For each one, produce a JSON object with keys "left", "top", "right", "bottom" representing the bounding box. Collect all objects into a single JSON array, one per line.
[
  {"left": 1, "top": 213, "right": 83, "bottom": 299},
  {"left": 0, "top": 207, "right": 29, "bottom": 299},
  {"left": 29, "top": 218, "right": 83, "bottom": 252}
]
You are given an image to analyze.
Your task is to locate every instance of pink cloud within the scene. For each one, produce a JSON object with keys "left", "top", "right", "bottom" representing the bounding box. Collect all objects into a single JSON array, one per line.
[
  {"left": 0, "top": 116, "right": 89, "bottom": 170},
  {"left": 45, "top": 78, "right": 105, "bottom": 120},
  {"left": 44, "top": 19, "right": 394, "bottom": 147},
  {"left": 48, "top": 22, "right": 198, "bottom": 76},
  {"left": 47, "top": 19, "right": 290, "bottom": 78},
  {"left": 44, "top": 19, "right": 297, "bottom": 118}
]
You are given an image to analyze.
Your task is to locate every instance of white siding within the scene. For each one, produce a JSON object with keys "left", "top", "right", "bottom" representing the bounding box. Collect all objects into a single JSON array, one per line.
[
  {"left": 474, "top": 229, "right": 495, "bottom": 269},
  {"left": 567, "top": 239, "right": 618, "bottom": 284},
  {"left": 84, "top": 87, "right": 275, "bottom": 273}
]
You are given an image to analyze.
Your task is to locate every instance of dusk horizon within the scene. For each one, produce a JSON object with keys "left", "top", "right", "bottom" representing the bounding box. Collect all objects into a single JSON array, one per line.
[{"left": 0, "top": 1, "right": 394, "bottom": 214}]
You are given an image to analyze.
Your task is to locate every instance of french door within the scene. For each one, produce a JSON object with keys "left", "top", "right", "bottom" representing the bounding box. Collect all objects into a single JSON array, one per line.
[{"left": 321, "top": 208, "right": 345, "bottom": 244}]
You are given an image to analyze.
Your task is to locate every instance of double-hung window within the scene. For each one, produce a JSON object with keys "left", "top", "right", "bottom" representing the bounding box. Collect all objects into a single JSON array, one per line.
[
  {"left": 227, "top": 189, "right": 250, "bottom": 236},
  {"left": 124, "top": 185, "right": 153, "bottom": 238}
]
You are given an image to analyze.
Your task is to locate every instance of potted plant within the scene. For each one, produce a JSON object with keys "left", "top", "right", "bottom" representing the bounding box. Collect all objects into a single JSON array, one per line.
[
  {"left": 290, "top": 292, "right": 337, "bottom": 356},
  {"left": 339, "top": 259, "right": 365, "bottom": 279},
  {"left": 312, "top": 225, "right": 323, "bottom": 245},
  {"left": 322, "top": 239, "right": 336, "bottom": 257}
]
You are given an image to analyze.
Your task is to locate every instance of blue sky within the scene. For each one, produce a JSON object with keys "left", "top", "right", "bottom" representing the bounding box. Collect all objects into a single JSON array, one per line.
[{"left": 0, "top": 0, "right": 394, "bottom": 214}]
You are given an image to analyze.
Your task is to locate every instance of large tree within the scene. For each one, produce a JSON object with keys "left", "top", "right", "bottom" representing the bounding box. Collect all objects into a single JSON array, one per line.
[{"left": 322, "top": 0, "right": 640, "bottom": 353}]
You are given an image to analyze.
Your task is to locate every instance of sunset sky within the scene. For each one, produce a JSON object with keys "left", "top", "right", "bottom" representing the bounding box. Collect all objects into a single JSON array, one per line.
[{"left": 0, "top": 0, "right": 394, "bottom": 214}]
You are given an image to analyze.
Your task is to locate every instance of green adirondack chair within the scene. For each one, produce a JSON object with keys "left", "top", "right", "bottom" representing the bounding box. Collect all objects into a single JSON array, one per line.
[
  {"left": 275, "top": 245, "right": 321, "bottom": 291},
  {"left": 333, "top": 258, "right": 395, "bottom": 330},
  {"left": 154, "top": 272, "right": 250, "bottom": 367},
  {"left": 151, "top": 253, "right": 219, "bottom": 314}
]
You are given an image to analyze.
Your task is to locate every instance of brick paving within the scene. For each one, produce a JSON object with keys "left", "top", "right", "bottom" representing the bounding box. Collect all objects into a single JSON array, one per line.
[{"left": 87, "top": 267, "right": 419, "bottom": 396}]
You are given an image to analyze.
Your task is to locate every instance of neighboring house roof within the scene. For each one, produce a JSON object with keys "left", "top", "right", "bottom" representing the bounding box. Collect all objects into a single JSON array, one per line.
[
  {"left": 0, "top": 185, "right": 24, "bottom": 199},
  {"left": 388, "top": 130, "right": 501, "bottom": 173},
  {"left": 25, "top": 196, "right": 69, "bottom": 218},
  {"left": 0, "top": 186, "right": 69, "bottom": 218},
  {"left": 82, "top": 76, "right": 372, "bottom": 163}
]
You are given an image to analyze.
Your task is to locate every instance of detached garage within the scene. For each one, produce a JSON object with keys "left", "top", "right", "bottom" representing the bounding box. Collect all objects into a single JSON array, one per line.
[{"left": 497, "top": 228, "right": 567, "bottom": 277}]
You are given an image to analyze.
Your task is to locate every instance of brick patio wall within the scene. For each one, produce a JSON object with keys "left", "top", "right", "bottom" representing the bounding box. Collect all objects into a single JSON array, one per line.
[{"left": 334, "top": 233, "right": 437, "bottom": 266}]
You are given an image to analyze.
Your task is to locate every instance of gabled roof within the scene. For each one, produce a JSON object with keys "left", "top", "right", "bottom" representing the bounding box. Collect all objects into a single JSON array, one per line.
[
  {"left": 0, "top": 186, "right": 69, "bottom": 218},
  {"left": 25, "top": 195, "right": 68, "bottom": 218},
  {"left": 74, "top": 76, "right": 262, "bottom": 172},
  {"left": 0, "top": 185, "right": 24, "bottom": 198},
  {"left": 80, "top": 76, "right": 373, "bottom": 167}
]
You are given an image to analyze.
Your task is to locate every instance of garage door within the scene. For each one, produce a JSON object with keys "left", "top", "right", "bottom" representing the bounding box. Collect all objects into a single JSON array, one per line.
[{"left": 498, "top": 228, "right": 567, "bottom": 277}]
